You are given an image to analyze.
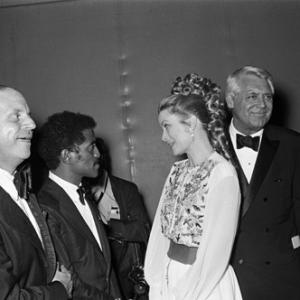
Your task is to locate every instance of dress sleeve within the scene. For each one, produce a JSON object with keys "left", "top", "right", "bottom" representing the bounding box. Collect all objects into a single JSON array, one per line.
[
  {"left": 144, "top": 166, "right": 174, "bottom": 299},
  {"left": 175, "top": 162, "right": 241, "bottom": 299}
]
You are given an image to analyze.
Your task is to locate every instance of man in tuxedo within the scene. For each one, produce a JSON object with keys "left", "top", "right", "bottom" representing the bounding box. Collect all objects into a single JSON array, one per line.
[
  {"left": 226, "top": 66, "right": 300, "bottom": 300},
  {"left": 37, "top": 111, "right": 122, "bottom": 300},
  {"left": 89, "top": 138, "right": 150, "bottom": 299},
  {"left": 0, "top": 86, "right": 72, "bottom": 299}
]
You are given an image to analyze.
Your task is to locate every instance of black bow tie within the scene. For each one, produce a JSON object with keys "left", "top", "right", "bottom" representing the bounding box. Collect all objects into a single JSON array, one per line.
[
  {"left": 236, "top": 134, "right": 260, "bottom": 151},
  {"left": 77, "top": 185, "right": 87, "bottom": 205},
  {"left": 13, "top": 163, "right": 32, "bottom": 201}
]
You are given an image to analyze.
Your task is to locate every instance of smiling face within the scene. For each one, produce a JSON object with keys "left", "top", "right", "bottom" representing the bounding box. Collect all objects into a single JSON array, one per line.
[
  {"left": 158, "top": 109, "right": 193, "bottom": 156},
  {"left": 0, "top": 88, "right": 36, "bottom": 173},
  {"left": 226, "top": 74, "right": 273, "bottom": 135},
  {"left": 71, "top": 128, "right": 100, "bottom": 180}
]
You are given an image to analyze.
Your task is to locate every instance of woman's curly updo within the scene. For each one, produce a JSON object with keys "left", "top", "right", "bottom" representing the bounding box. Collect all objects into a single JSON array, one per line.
[{"left": 158, "top": 73, "right": 232, "bottom": 161}]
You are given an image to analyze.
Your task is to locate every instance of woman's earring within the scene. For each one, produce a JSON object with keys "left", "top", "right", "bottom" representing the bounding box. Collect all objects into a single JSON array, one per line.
[{"left": 190, "top": 129, "right": 195, "bottom": 142}]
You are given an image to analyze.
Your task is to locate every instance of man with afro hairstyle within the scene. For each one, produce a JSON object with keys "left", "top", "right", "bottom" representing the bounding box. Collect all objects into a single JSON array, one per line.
[{"left": 37, "top": 111, "right": 121, "bottom": 300}]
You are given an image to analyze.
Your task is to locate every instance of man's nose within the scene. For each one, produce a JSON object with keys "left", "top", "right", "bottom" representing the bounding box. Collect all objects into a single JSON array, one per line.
[
  {"left": 161, "top": 131, "right": 168, "bottom": 142},
  {"left": 257, "top": 94, "right": 267, "bottom": 107},
  {"left": 24, "top": 115, "right": 36, "bottom": 130},
  {"left": 94, "top": 147, "right": 100, "bottom": 158}
]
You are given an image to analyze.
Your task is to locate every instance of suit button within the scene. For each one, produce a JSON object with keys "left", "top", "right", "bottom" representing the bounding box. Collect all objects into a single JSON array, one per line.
[
  {"left": 238, "top": 259, "right": 244, "bottom": 264},
  {"left": 263, "top": 197, "right": 268, "bottom": 202},
  {"left": 265, "top": 227, "right": 270, "bottom": 233},
  {"left": 265, "top": 261, "right": 271, "bottom": 265}
]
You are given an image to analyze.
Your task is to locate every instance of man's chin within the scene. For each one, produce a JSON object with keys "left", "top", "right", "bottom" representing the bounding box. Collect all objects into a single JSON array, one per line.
[
  {"left": 19, "top": 150, "right": 31, "bottom": 160},
  {"left": 250, "top": 121, "right": 268, "bottom": 132},
  {"left": 86, "top": 170, "right": 99, "bottom": 178},
  {"left": 13, "top": 152, "right": 30, "bottom": 168}
]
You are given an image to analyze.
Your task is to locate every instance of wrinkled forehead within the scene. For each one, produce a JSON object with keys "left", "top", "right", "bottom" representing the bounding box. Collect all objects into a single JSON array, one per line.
[
  {"left": 0, "top": 87, "right": 28, "bottom": 109},
  {"left": 239, "top": 73, "right": 273, "bottom": 92},
  {"left": 237, "top": 74, "right": 273, "bottom": 93}
]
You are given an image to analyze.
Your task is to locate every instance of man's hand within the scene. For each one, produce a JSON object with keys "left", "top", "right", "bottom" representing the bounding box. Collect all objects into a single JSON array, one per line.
[{"left": 52, "top": 263, "right": 73, "bottom": 298}]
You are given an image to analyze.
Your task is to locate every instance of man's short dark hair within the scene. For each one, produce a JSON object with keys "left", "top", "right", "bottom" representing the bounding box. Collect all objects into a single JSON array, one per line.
[{"left": 38, "top": 111, "right": 96, "bottom": 170}]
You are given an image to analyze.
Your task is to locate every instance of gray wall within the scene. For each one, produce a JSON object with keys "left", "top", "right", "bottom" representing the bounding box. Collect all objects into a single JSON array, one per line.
[{"left": 1, "top": 0, "right": 300, "bottom": 220}]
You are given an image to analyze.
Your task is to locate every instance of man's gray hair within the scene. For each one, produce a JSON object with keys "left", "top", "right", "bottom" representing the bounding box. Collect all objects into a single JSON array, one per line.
[{"left": 225, "top": 66, "right": 274, "bottom": 98}]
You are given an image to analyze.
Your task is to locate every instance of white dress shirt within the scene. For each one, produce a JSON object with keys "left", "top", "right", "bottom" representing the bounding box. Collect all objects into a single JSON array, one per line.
[
  {"left": 229, "top": 120, "right": 263, "bottom": 182},
  {"left": 0, "top": 168, "right": 43, "bottom": 245},
  {"left": 49, "top": 171, "right": 102, "bottom": 250}
]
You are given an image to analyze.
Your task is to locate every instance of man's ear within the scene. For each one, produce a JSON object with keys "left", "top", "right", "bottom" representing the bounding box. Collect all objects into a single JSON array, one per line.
[
  {"left": 61, "top": 149, "right": 73, "bottom": 164},
  {"left": 226, "top": 93, "right": 235, "bottom": 109}
]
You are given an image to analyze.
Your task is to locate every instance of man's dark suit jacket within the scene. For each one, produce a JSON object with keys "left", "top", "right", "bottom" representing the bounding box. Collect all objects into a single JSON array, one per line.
[
  {"left": 105, "top": 175, "right": 150, "bottom": 299},
  {"left": 38, "top": 178, "right": 121, "bottom": 300},
  {"left": 230, "top": 125, "right": 300, "bottom": 300},
  {"left": 0, "top": 187, "right": 67, "bottom": 299}
]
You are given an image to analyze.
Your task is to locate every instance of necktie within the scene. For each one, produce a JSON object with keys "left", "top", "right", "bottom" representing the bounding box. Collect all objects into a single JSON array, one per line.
[
  {"left": 13, "top": 163, "right": 56, "bottom": 281},
  {"left": 13, "top": 162, "right": 32, "bottom": 200},
  {"left": 77, "top": 185, "right": 86, "bottom": 205},
  {"left": 236, "top": 134, "right": 260, "bottom": 151}
]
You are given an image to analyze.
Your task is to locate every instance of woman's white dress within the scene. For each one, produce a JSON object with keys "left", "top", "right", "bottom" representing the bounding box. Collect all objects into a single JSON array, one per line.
[{"left": 144, "top": 151, "right": 243, "bottom": 300}]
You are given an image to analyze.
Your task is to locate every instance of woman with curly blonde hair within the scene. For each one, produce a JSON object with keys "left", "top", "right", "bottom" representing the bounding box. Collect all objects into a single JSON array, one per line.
[{"left": 144, "top": 74, "right": 242, "bottom": 300}]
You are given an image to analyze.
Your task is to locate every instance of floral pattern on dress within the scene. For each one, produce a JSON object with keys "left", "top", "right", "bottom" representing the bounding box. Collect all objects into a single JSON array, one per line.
[{"left": 160, "top": 154, "right": 217, "bottom": 247}]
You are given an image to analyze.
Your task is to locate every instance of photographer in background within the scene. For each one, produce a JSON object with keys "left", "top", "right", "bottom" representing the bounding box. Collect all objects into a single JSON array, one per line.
[{"left": 88, "top": 137, "right": 151, "bottom": 300}]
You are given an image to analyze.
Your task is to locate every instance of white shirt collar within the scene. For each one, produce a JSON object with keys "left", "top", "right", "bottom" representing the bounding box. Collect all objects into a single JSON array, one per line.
[
  {"left": 0, "top": 167, "right": 19, "bottom": 201},
  {"left": 49, "top": 172, "right": 102, "bottom": 249},
  {"left": 49, "top": 171, "right": 78, "bottom": 192},
  {"left": 0, "top": 167, "right": 44, "bottom": 243},
  {"left": 49, "top": 171, "right": 84, "bottom": 205},
  {"left": 0, "top": 168, "right": 14, "bottom": 181}
]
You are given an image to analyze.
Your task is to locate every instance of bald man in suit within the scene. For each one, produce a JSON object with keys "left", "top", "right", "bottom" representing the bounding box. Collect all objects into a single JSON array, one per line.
[{"left": 0, "top": 85, "right": 72, "bottom": 299}]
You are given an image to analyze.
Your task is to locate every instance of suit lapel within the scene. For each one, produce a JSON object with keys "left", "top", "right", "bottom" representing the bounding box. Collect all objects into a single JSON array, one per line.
[
  {"left": 227, "top": 128, "right": 279, "bottom": 216},
  {"left": 237, "top": 166, "right": 251, "bottom": 216},
  {"left": 47, "top": 179, "right": 104, "bottom": 252},
  {"left": 0, "top": 188, "right": 46, "bottom": 257},
  {"left": 227, "top": 137, "right": 250, "bottom": 216},
  {"left": 88, "top": 201, "right": 111, "bottom": 264},
  {"left": 248, "top": 130, "right": 279, "bottom": 203}
]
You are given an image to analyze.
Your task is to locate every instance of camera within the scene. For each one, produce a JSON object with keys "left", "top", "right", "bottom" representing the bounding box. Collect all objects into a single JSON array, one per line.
[{"left": 128, "top": 264, "right": 149, "bottom": 296}]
